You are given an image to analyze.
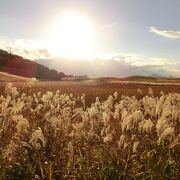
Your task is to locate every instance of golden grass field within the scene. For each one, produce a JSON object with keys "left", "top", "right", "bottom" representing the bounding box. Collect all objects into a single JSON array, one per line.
[
  {"left": 0, "top": 78, "right": 180, "bottom": 105},
  {"left": 0, "top": 75, "right": 180, "bottom": 179}
]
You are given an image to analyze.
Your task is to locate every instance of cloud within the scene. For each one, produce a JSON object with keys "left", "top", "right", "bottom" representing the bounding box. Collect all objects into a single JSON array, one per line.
[
  {"left": 149, "top": 27, "right": 180, "bottom": 39},
  {"left": 45, "top": 54, "right": 180, "bottom": 78},
  {"left": 0, "top": 35, "right": 51, "bottom": 59},
  {"left": 1, "top": 35, "right": 180, "bottom": 78}
]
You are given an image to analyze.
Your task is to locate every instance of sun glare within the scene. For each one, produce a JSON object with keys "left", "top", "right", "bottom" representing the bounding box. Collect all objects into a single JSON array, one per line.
[{"left": 49, "top": 13, "right": 95, "bottom": 58}]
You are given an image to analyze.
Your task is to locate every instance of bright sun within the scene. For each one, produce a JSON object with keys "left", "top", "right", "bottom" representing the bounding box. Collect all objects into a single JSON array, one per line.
[{"left": 49, "top": 13, "right": 95, "bottom": 58}]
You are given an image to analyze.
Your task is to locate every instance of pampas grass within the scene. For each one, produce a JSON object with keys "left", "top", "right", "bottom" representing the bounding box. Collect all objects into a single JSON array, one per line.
[{"left": 0, "top": 83, "right": 179, "bottom": 179}]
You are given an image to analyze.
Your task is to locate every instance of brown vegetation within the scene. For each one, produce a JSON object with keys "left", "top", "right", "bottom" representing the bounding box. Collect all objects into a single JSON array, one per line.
[
  {"left": 0, "top": 82, "right": 179, "bottom": 179},
  {"left": 0, "top": 80, "right": 180, "bottom": 106}
]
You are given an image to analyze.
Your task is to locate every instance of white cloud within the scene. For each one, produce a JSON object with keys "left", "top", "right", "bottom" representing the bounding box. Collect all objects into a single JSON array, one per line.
[
  {"left": 1, "top": 35, "right": 180, "bottom": 78},
  {"left": 0, "top": 36, "right": 51, "bottom": 59},
  {"left": 46, "top": 54, "right": 180, "bottom": 78},
  {"left": 149, "top": 27, "right": 180, "bottom": 39}
]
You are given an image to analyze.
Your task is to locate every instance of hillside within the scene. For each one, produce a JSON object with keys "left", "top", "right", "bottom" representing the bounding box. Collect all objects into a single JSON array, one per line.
[
  {"left": 0, "top": 72, "right": 29, "bottom": 82},
  {"left": 0, "top": 49, "right": 66, "bottom": 80},
  {"left": 97, "top": 75, "right": 180, "bottom": 84}
]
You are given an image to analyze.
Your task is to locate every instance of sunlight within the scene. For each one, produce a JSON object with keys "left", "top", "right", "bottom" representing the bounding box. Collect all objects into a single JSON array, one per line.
[{"left": 49, "top": 12, "right": 96, "bottom": 58}]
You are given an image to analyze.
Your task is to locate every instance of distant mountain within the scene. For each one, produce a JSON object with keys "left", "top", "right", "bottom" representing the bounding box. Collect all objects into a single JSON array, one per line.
[{"left": 0, "top": 49, "right": 66, "bottom": 80}]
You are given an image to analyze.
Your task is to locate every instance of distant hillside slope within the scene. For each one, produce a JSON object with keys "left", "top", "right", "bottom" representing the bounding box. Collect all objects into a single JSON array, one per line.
[
  {"left": 0, "top": 49, "right": 66, "bottom": 80},
  {"left": 119, "top": 75, "right": 180, "bottom": 83},
  {"left": 0, "top": 72, "right": 29, "bottom": 82},
  {"left": 99, "top": 76, "right": 180, "bottom": 84}
]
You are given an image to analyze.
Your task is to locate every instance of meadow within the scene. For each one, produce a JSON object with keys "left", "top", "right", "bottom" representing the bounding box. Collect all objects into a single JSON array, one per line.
[
  {"left": 0, "top": 79, "right": 179, "bottom": 179},
  {"left": 0, "top": 78, "right": 180, "bottom": 105}
]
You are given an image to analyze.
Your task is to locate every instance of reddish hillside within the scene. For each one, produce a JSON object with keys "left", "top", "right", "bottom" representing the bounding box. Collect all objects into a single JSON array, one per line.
[{"left": 0, "top": 49, "right": 66, "bottom": 80}]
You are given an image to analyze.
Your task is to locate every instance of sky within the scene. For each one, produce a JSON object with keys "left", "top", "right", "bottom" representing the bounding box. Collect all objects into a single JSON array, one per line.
[{"left": 0, "top": 0, "right": 180, "bottom": 77}]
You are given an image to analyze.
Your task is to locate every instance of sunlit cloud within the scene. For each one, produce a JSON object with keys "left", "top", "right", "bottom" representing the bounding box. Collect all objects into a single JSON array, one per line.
[
  {"left": 149, "top": 27, "right": 180, "bottom": 39},
  {"left": 0, "top": 35, "right": 180, "bottom": 77},
  {"left": 45, "top": 54, "right": 180, "bottom": 78},
  {"left": 0, "top": 36, "right": 51, "bottom": 59}
]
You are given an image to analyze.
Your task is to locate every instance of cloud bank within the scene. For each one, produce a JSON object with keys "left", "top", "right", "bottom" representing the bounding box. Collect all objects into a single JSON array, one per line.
[
  {"left": 1, "top": 35, "right": 180, "bottom": 78},
  {"left": 150, "top": 27, "right": 180, "bottom": 39},
  {"left": 0, "top": 36, "right": 51, "bottom": 59},
  {"left": 38, "top": 54, "right": 180, "bottom": 78}
]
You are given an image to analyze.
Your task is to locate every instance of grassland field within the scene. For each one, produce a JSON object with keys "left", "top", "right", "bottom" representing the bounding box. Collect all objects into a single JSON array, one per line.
[
  {"left": 0, "top": 78, "right": 180, "bottom": 106},
  {"left": 0, "top": 76, "right": 180, "bottom": 179}
]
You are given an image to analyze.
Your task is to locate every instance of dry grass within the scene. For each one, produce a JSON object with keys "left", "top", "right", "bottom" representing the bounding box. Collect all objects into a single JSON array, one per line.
[
  {"left": 0, "top": 72, "right": 28, "bottom": 82},
  {"left": 0, "top": 80, "right": 179, "bottom": 179},
  {"left": 0, "top": 80, "right": 180, "bottom": 105}
]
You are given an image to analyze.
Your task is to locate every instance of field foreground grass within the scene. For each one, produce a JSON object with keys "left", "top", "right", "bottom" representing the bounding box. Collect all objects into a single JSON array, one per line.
[
  {"left": 0, "top": 80, "right": 179, "bottom": 179},
  {"left": 0, "top": 79, "right": 180, "bottom": 105}
]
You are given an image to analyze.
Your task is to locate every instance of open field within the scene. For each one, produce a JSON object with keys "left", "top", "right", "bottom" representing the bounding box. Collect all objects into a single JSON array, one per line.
[
  {"left": 0, "top": 78, "right": 180, "bottom": 105},
  {"left": 1, "top": 0, "right": 180, "bottom": 179},
  {"left": 0, "top": 78, "right": 180, "bottom": 179},
  {"left": 0, "top": 73, "right": 180, "bottom": 99},
  {"left": 0, "top": 72, "right": 28, "bottom": 82}
]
